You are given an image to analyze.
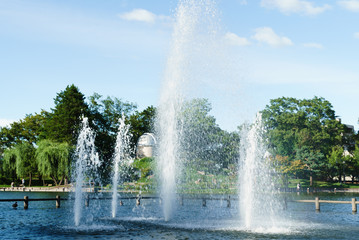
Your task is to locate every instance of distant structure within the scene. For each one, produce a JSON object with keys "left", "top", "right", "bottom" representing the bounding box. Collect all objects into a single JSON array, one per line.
[
  {"left": 344, "top": 123, "right": 355, "bottom": 156},
  {"left": 136, "top": 133, "right": 156, "bottom": 158},
  {"left": 336, "top": 118, "right": 356, "bottom": 155}
]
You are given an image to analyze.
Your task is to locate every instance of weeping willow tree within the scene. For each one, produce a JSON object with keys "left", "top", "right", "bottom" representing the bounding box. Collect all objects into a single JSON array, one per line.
[
  {"left": 36, "top": 139, "right": 71, "bottom": 186},
  {"left": 3, "top": 148, "right": 17, "bottom": 182},
  {"left": 3, "top": 143, "right": 37, "bottom": 186},
  {"left": 15, "top": 143, "right": 37, "bottom": 186}
]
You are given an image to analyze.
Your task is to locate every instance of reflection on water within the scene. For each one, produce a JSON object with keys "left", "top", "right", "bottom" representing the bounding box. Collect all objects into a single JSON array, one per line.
[{"left": 1, "top": 192, "right": 359, "bottom": 239}]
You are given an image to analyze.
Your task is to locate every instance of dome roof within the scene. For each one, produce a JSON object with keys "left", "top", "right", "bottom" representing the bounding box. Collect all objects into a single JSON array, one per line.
[{"left": 137, "top": 133, "right": 156, "bottom": 146}]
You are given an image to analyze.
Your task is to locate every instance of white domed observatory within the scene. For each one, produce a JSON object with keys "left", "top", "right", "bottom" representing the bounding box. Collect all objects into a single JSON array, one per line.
[{"left": 136, "top": 133, "right": 156, "bottom": 158}]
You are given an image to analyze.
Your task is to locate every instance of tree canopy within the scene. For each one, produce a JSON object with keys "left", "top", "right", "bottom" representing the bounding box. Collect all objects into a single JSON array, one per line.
[
  {"left": 3, "top": 142, "right": 37, "bottom": 185},
  {"left": 261, "top": 96, "right": 347, "bottom": 181},
  {"left": 1, "top": 84, "right": 358, "bottom": 187},
  {"left": 44, "top": 84, "right": 89, "bottom": 145},
  {"left": 179, "top": 98, "right": 239, "bottom": 173},
  {"left": 36, "top": 139, "right": 71, "bottom": 185}
]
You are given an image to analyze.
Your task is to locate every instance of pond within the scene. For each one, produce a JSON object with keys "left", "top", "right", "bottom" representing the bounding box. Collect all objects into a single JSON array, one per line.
[{"left": 1, "top": 192, "right": 359, "bottom": 239}]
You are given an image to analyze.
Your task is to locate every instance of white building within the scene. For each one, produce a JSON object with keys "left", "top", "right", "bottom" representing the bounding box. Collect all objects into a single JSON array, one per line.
[{"left": 136, "top": 133, "right": 156, "bottom": 159}]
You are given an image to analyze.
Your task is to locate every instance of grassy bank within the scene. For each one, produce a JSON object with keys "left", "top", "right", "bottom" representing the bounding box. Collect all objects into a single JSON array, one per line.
[{"left": 288, "top": 179, "right": 359, "bottom": 189}]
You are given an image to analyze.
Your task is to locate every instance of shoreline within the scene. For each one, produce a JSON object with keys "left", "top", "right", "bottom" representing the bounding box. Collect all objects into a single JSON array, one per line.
[
  {"left": 2, "top": 186, "right": 359, "bottom": 193},
  {"left": 2, "top": 186, "right": 75, "bottom": 192},
  {"left": 0, "top": 186, "right": 143, "bottom": 194}
]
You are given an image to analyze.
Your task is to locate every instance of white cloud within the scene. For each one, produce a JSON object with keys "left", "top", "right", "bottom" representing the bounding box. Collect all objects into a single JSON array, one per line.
[
  {"left": 355, "top": 32, "right": 359, "bottom": 38},
  {"left": 252, "top": 27, "right": 293, "bottom": 47},
  {"left": 338, "top": 0, "right": 359, "bottom": 12},
  {"left": 0, "top": 119, "right": 15, "bottom": 128},
  {"left": 118, "top": 9, "right": 164, "bottom": 24},
  {"left": 302, "top": 42, "right": 323, "bottom": 49},
  {"left": 225, "top": 32, "right": 251, "bottom": 46},
  {"left": 261, "top": 0, "right": 331, "bottom": 15},
  {"left": 0, "top": 2, "right": 172, "bottom": 52}
]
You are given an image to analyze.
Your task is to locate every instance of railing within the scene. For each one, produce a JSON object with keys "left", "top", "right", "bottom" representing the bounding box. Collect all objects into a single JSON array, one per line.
[
  {"left": 0, "top": 196, "right": 62, "bottom": 209},
  {"left": 294, "top": 197, "right": 358, "bottom": 212},
  {"left": 2, "top": 195, "right": 357, "bottom": 213},
  {"left": 0, "top": 195, "right": 233, "bottom": 209}
]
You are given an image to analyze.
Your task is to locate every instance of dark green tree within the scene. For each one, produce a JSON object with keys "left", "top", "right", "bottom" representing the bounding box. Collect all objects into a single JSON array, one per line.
[
  {"left": 87, "top": 93, "right": 137, "bottom": 182},
  {"left": 44, "top": 85, "right": 88, "bottom": 145},
  {"left": 129, "top": 106, "right": 156, "bottom": 148}
]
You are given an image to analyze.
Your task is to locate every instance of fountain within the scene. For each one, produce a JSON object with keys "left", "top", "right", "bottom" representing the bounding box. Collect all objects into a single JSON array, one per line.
[
  {"left": 238, "top": 113, "right": 281, "bottom": 230},
  {"left": 73, "top": 117, "right": 101, "bottom": 226},
  {"left": 111, "top": 114, "right": 132, "bottom": 218},
  {"left": 72, "top": 0, "right": 279, "bottom": 233},
  {"left": 156, "top": 0, "right": 222, "bottom": 222},
  {"left": 156, "top": 0, "right": 281, "bottom": 229},
  {"left": 2, "top": 1, "right": 357, "bottom": 238}
]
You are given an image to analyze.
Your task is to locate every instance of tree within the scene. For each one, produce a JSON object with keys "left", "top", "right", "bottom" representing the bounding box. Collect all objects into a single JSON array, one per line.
[
  {"left": 2, "top": 142, "right": 37, "bottom": 186},
  {"left": 36, "top": 139, "right": 71, "bottom": 186},
  {"left": 129, "top": 106, "right": 156, "bottom": 148},
  {"left": 261, "top": 96, "right": 345, "bottom": 182},
  {"left": 271, "top": 155, "right": 306, "bottom": 187},
  {"left": 44, "top": 85, "right": 88, "bottom": 145},
  {"left": 0, "top": 112, "right": 47, "bottom": 185},
  {"left": 179, "top": 98, "right": 239, "bottom": 173},
  {"left": 2, "top": 148, "right": 17, "bottom": 181},
  {"left": 328, "top": 146, "right": 346, "bottom": 182},
  {"left": 15, "top": 142, "right": 37, "bottom": 186},
  {"left": 351, "top": 146, "right": 359, "bottom": 181},
  {"left": 0, "top": 111, "right": 48, "bottom": 154},
  {"left": 87, "top": 93, "right": 137, "bottom": 183},
  {"left": 88, "top": 93, "right": 137, "bottom": 133}
]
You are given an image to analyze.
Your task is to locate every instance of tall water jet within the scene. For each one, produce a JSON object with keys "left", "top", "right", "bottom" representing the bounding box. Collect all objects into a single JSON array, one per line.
[
  {"left": 112, "top": 114, "right": 132, "bottom": 218},
  {"left": 73, "top": 117, "right": 101, "bottom": 226},
  {"left": 238, "top": 113, "right": 280, "bottom": 230},
  {"left": 156, "top": 0, "right": 220, "bottom": 221}
]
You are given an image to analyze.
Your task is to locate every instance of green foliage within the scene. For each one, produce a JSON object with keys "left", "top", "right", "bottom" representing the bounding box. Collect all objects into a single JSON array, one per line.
[
  {"left": 0, "top": 86, "right": 160, "bottom": 185},
  {"left": 0, "top": 112, "right": 48, "bottom": 153},
  {"left": 271, "top": 155, "right": 306, "bottom": 187},
  {"left": 2, "top": 142, "right": 37, "bottom": 186},
  {"left": 132, "top": 157, "right": 154, "bottom": 178},
  {"left": 262, "top": 96, "right": 346, "bottom": 181},
  {"left": 2, "top": 147, "right": 17, "bottom": 180},
  {"left": 179, "top": 98, "right": 240, "bottom": 172},
  {"left": 44, "top": 84, "right": 89, "bottom": 145},
  {"left": 36, "top": 139, "right": 71, "bottom": 185},
  {"left": 328, "top": 145, "right": 344, "bottom": 167},
  {"left": 88, "top": 93, "right": 137, "bottom": 132},
  {"left": 129, "top": 106, "right": 156, "bottom": 147},
  {"left": 14, "top": 142, "right": 36, "bottom": 179},
  {"left": 87, "top": 93, "right": 138, "bottom": 182}
]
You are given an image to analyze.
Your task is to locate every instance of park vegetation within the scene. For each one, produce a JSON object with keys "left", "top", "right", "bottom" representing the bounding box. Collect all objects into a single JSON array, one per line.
[
  {"left": 262, "top": 97, "right": 359, "bottom": 187},
  {"left": 0, "top": 85, "right": 155, "bottom": 186},
  {"left": 0, "top": 85, "right": 358, "bottom": 190}
]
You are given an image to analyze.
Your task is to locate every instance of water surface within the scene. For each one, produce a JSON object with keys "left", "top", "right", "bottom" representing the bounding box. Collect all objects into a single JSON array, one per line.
[{"left": 1, "top": 192, "right": 359, "bottom": 239}]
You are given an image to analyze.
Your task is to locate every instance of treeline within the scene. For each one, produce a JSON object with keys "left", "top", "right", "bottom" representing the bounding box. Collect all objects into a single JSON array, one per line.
[
  {"left": 1, "top": 85, "right": 358, "bottom": 188},
  {"left": 262, "top": 96, "right": 359, "bottom": 186},
  {"left": 0, "top": 85, "right": 155, "bottom": 186},
  {"left": 0, "top": 85, "right": 239, "bottom": 187}
]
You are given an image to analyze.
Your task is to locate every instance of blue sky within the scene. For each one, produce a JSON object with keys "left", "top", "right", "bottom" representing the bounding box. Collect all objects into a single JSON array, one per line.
[{"left": 0, "top": 0, "right": 358, "bottom": 131}]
